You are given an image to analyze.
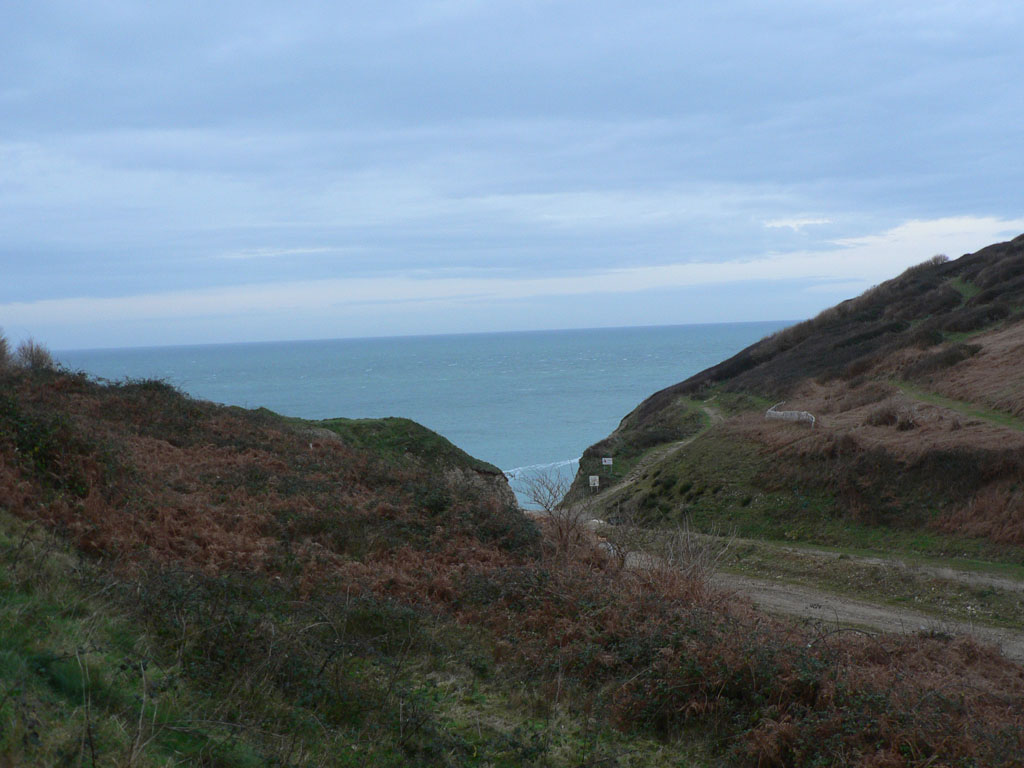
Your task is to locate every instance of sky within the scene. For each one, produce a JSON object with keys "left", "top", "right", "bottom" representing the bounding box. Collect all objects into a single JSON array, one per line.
[{"left": 2, "top": 1, "right": 1023, "bottom": 350}]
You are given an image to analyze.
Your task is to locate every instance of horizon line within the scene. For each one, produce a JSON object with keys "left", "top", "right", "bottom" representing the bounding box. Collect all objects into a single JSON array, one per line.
[{"left": 53, "top": 318, "right": 797, "bottom": 355}]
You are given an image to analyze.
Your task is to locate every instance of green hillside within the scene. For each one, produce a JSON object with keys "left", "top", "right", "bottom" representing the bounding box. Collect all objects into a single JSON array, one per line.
[{"left": 570, "top": 235, "right": 1024, "bottom": 561}]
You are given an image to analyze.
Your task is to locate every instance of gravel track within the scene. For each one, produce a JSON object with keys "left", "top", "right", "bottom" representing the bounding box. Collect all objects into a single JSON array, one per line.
[{"left": 712, "top": 571, "right": 1024, "bottom": 662}]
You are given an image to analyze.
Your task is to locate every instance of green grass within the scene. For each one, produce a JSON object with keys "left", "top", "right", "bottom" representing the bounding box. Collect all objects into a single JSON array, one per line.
[
  {"left": 592, "top": 429, "right": 1024, "bottom": 566},
  {"left": 0, "top": 511, "right": 717, "bottom": 767},
  {"left": 572, "top": 397, "right": 711, "bottom": 499},
  {"left": 941, "top": 329, "right": 987, "bottom": 344},
  {"left": 701, "top": 388, "right": 773, "bottom": 415},
  {"left": 948, "top": 276, "right": 982, "bottom": 301},
  {"left": 0, "top": 518, "right": 267, "bottom": 767},
  {"left": 593, "top": 430, "right": 834, "bottom": 532},
  {"left": 573, "top": 387, "right": 773, "bottom": 504},
  {"left": 279, "top": 412, "right": 504, "bottom": 474},
  {"left": 896, "top": 380, "right": 1024, "bottom": 431},
  {"left": 746, "top": 536, "right": 1024, "bottom": 580},
  {"left": 720, "top": 537, "right": 1024, "bottom": 630}
]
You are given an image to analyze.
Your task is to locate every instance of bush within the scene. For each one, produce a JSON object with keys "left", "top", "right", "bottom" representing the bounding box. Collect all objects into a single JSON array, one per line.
[
  {"left": 968, "top": 273, "right": 1024, "bottom": 306},
  {"left": 15, "top": 337, "right": 55, "bottom": 371},
  {"left": 943, "top": 303, "right": 1011, "bottom": 333},
  {"left": 865, "top": 403, "right": 898, "bottom": 427},
  {"left": 904, "top": 285, "right": 962, "bottom": 317},
  {"left": 905, "top": 343, "right": 981, "bottom": 380},
  {"left": 906, "top": 321, "right": 944, "bottom": 348},
  {"left": 836, "top": 382, "right": 893, "bottom": 411},
  {"left": 0, "top": 328, "right": 9, "bottom": 370},
  {"left": 975, "top": 253, "right": 1024, "bottom": 289},
  {"left": 864, "top": 401, "right": 916, "bottom": 430},
  {"left": 896, "top": 253, "right": 949, "bottom": 281}
]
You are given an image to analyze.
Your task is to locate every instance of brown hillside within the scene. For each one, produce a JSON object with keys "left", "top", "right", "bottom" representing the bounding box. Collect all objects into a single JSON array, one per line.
[
  {"left": 642, "top": 233, "right": 1024, "bottom": 409},
  {"left": 575, "top": 235, "right": 1024, "bottom": 550},
  {"left": 3, "top": 357, "right": 1024, "bottom": 765},
  {"left": 0, "top": 370, "right": 535, "bottom": 579}
]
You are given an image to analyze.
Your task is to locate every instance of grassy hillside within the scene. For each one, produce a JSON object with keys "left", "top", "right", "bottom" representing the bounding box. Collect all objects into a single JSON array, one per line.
[
  {"left": 571, "top": 235, "right": 1024, "bottom": 561},
  {"left": 284, "top": 413, "right": 504, "bottom": 476},
  {"left": 2, "top": 344, "right": 1024, "bottom": 766}
]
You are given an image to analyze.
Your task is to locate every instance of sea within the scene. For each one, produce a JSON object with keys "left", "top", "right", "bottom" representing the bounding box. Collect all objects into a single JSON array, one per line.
[{"left": 55, "top": 322, "right": 788, "bottom": 497}]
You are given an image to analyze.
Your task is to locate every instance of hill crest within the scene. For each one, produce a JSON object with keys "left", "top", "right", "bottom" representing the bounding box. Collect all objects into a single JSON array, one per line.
[{"left": 571, "top": 234, "right": 1024, "bottom": 553}]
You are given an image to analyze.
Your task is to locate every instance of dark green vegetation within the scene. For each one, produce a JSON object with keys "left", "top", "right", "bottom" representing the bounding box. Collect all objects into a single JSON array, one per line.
[
  {"left": 575, "top": 234, "right": 1024, "bottom": 561},
  {"left": 1, "top": 511, "right": 706, "bottom": 767},
  {"left": 290, "top": 414, "right": 504, "bottom": 476},
  {"left": 645, "top": 237, "right": 1024, "bottom": 401},
  {"left": 598, "top": 421, "right": 1023, "bottom": 562}
]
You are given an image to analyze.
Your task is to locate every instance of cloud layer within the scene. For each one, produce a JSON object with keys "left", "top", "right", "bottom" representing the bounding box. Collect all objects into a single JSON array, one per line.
[
  {"left": 2, "top": 2, "right": 1023, "bottom": 347},
  {"left": 5, "top": 216, "right": 1022, "bottom": 349}
]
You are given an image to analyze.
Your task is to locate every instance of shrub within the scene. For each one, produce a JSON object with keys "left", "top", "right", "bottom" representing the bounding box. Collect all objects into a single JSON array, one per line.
[
  {"left": 838, "top": 354, "right": 877, "bottom": 381},
  {"left": 943, "top": 303, "right": 1011, "bottom": 333},
  {"left": 898, "top": 253, "right": 949, "bottom": 279},
  {"left": 15, "top": 337, "right": 55, "bottom": 371},
  {"left": 0, "top": 328, "right": 9, "bottom": 369},
  {"left": 864, "top": 401, "right": 916, "bottom": 430},
  {"left": 968, "top": 273, "right": 1024, "bottom": 305},
  {"left": 906, "top": 321, "right": 944, "bottom": 348},
  {"left": 975, "top": 253, "right": 1024, "bottom": 289},
  {"left": 895, "top": 409, "right": 917, "bottom": 430},
  {"left": 865, "top": 403, "right": 898, "bottom": 427},
  {"left": 903, "top": 285, "right": 962, "bottom": 317},
  {"left": 905, "top": 342, "right": 981, "bottom": 380},
  {"left": 836, "top": 382, "right": 893, "bottom": 411},
  {"left": 0, "top": 394, "right": 99, "bottom": 497}
]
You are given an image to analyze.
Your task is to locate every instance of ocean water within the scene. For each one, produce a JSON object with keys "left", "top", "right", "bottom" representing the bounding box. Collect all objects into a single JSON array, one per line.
[{"left": 56, "top": 322, "right": 788, "bottom": 490}]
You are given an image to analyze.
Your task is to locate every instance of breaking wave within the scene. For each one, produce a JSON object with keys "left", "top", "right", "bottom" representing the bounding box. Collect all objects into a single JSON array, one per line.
[{"left": 503, "top": 457, "right": 580, "bottom": 482}]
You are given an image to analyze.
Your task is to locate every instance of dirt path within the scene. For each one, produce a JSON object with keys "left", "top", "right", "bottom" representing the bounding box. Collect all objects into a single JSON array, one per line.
[
  {"left": 703, "top": 404, "right": 725, "bottom": 425},
  {"left": 618, "top": 537, "right": 1024, "bottom": 663},
  {"left": 570, "top": 402, "right": 1024, "bottom": 662},
  {"left": 600, "top": 406, "right": 725, "bottom": 504},
  {"left": 741, "top": 538, "right": 1024, "bottom": 594},
  {"left": 712, "top": 571, "right": 1024, "bottom": 662}
]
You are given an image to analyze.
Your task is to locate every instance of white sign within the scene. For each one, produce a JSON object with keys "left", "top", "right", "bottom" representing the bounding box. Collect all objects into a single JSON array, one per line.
[
  {"left": 601, "top": 457, "right": 613, "bottom": 466},
  {"left": 589, "top": 475, "right": 600, "bottom": 488}
]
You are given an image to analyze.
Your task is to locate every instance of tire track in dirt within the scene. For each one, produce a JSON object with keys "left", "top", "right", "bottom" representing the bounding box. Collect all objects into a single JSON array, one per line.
[
  {"left": 734, "top": 538, "right": 1024, "bottom": 594},
  {"left": 620, "top": 541, "right": 1024, "bottom": 663},
  {"left": 712, "top": 571, "right": 1024, "bottom": 662}
]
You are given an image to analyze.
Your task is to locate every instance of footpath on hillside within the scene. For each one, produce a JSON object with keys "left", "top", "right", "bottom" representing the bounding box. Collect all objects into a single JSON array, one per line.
[
  {"left": 556, "top": 398, "right": 1024, "bottom": 664},
  {"left": 599, "top": 405, "right": 725, "bottom": 504}
]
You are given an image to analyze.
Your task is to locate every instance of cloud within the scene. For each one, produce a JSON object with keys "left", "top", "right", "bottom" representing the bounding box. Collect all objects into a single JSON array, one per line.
[
  {"left": 5, "top": 216, "right": 1021, "bottom": 348},
  {"left": 764, "top": 217, "right": 832, "bottom": 232},
  {"left": 216, "top": 246, "right": 349, "bottom": 261}
]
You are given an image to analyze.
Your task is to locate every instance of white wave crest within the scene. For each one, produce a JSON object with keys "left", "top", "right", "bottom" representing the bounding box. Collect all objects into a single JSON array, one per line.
[{"left": 503, "top": 458, "right": 580, "bottom": 481}]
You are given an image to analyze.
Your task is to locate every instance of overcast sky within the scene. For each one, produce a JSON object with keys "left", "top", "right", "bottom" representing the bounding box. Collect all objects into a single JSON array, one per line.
[{"left": 2, "top": 1, "right": 1023, "bottom": 350}]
